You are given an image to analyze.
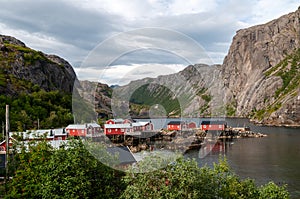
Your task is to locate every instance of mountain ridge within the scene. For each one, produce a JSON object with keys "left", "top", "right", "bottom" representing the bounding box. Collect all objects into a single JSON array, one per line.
[{"left": 114, "top": 7, "right": 300, "bottom": 126}]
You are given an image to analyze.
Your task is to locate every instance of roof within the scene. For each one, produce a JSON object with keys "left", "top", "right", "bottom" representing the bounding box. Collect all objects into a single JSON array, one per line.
[
  {"left": 66, "top": 123, "right": 100, "bottom": 129},
  {"left": 66, "top": 124, "right": 86, "bottom": 129},
  {"left": 201, "top": 121, "right": 227, "bottom": 125},
  {"left": 87, "top": 123, "right": 100, "bottom": 128},
  {"left": 104, "top": 123, "right": 132, "bottom": 129},
  {"left": 167, "top": 121, "right": 184, "bottom": 125},
  {"left": 107, "top": 118, "right": 125, "bottom": 123},
  {"left": 11, "top": 128, "right": 67, "bottom": 140},
  {"left": 132, "top": 122, "right": 150, "bottom": 127},
  {"left": 106, "top": 146, "right": 136, "bottom": 165}
]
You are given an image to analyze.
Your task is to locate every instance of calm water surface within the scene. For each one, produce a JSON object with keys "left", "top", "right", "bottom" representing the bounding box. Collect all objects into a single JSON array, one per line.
[
  {"left": 187, "top": 119, "right": 300, "bottom": 198},
  {"left": 138, "top": 118, "right": 300, "bottom": 198}
]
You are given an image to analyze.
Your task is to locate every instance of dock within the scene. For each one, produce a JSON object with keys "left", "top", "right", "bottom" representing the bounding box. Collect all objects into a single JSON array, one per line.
[{"left": 92, "top": 125, "right": 267, "bottom": 153}]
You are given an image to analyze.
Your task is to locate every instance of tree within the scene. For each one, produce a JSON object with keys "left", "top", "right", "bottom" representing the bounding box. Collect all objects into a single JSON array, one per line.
[
  {"left": 121, "top": 156, "right": 289, "bottom": 199},
  {"left": 5, "top": 139, "right": 125, "bottom": 199}
]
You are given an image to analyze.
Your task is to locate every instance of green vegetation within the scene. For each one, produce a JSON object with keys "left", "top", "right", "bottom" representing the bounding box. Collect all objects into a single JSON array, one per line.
[
  {"left": 122, "top": 157, "right": 289, "bottom": 199},
  {"left": 201, "top": 94, "right": 212, "bottom": 103},
  {"left": 226, "top": 104, "right": 236, "bottom": 117},
  {"left": 267, "top": 48, "right": 300, "bottom": 99},
  {"left": 3, "top": 43, "right": 49, "bottom": 66},
  {"left": 196, "top": 87, "right": 208, "bottom": 96},
  {"left": 129, "top": 84, "right": 181, "bottom": 116},
  {"left": 253, "top": 48, "right": 300, "bottom": 120},
  {"left": 4, "top": 139, "right": 125, "bottom": 198},
  {"left": 1, "top": 139, "right": 289, "bottom": 198},
  {"left": 0, "top": 90, "right": 73, "bottom": 131}
]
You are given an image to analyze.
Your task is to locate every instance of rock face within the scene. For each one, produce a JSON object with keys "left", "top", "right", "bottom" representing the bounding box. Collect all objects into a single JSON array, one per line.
[
  {"left": 221, "top": 7, "right": 300, "bottom": 126},
  {"left": 0, "top": 35, "right": 76, "bottom": 96},
  {"left": 77, "top": 80, "right": 113, "bottom": 118},
  {"left": 116, "top": 7, "right": 300, "bottom": 126},
  {"left": 114, "top": 64, "right": 223, "bottom": 118}
]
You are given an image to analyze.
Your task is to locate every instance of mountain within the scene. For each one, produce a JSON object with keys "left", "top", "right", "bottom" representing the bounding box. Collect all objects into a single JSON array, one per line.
[
  {"left": 114, "top": 64, "right": 223, "bottom": 118},
  {"left": 0, "top": 35, "right": 77, "bottom": 130},
  {"left": 221, "top": 7, "right": 300, "bottom": 126},
  {"left": 76, "top": 80, "right": 113, "bottom": 119},
  {"left": 0, "top": 35, "right": 76, "bottom": 96},
  {"left": 115, "top": 7, "right": 300, "bottom": 126}
]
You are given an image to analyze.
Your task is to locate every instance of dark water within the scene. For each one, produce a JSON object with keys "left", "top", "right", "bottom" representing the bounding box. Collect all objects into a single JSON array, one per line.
[
  {"left": 137, "top": 118, "right": 300, "bottom": 198},
  {"left": 187, "top": 119, "right": 300, "bottom": 198}
]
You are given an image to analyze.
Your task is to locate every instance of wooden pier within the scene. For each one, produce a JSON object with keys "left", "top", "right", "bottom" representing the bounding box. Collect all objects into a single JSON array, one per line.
[{"left": 90, "top": 126, "right": 266, "bottom": 153}]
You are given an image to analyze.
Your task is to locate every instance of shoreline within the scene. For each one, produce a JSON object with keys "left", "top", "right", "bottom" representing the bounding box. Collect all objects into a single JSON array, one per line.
[{"left": 132, "top": 117, "right": 300, "bottom": 128}]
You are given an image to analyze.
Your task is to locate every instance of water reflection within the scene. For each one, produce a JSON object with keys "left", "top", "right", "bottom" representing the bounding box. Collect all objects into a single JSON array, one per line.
[{"left": 185, "top": 119, "right": 300, "bottom": 199}]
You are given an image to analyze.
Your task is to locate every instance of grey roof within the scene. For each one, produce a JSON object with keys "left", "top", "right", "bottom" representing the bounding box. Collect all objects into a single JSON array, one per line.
[
  {"left": 106, "top": 146, "right": 136, "bottom": 165},
  {"left": 12, "top": 128, "right": 67, "bottom": 140},
  {"left": 66, "top": 123, "right": 100, "bottom": 129},
  {"left": 132, "top": 122, "right": 150, "bottom": 127},
  {"left": 104, "top": 123, "right": 132, "bottom": 129}
]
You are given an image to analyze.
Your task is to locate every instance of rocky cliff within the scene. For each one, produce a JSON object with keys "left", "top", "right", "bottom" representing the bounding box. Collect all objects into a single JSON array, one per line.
[
  {"left": 221, "top": 7, "right": 300, "bottom": 126},
  {"left": 77, "top": 80, "right": 113, "bottom": 119},
  {"left": 0, "top": 35, "right": 76, "bottom": 96},
  {"left": 116, "top": 7, "right": 300, "bottom": 126}
]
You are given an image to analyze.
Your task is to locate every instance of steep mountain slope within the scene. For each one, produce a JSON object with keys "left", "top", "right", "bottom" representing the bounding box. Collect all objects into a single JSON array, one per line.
[
  {"left": 221, "top": 7, "right": 300, "bottom": 126},
  {"left": 114, "top": 64, "right": 224, "bottom": 118},
  {"left": 76, "top": 80, "right": 113, "bottom": 119},
  {"left": 115, "top": 7, "right": 300, "bottom": 126},
  {"left": 0, "top": 35, "right": 77, "bottom": 130},
  {"left": 0, "top": 35, "right": 76, "bottom": 96}
]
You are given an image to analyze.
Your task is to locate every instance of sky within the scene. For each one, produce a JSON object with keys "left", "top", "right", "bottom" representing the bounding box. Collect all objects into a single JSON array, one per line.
[{"left": 0, "top": 0, "right": 299, "bottom": 85}]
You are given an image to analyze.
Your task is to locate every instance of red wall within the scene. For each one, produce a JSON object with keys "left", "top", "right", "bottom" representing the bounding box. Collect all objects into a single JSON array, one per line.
[
  {"left": 68, "top": 129, "right": 87, "bottom": 136},
  {"left": 167, "top": 124, "right": 181, "bottom": 131},
  {"left": 201, "top": 124, "right": 225, "bottom": 131},
  {"left": 106, "top": 119, "right": 115, "bottom": 124},
  {"left": 104, "top": 128, "right": 124, "bottom": 135}
]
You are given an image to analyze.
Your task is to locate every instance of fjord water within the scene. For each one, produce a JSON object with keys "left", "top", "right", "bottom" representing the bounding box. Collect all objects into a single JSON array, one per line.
[
  {"left": 138, "top": 118, "right": 300, "bottom": 198},
  {"left": 187, "top": 118, "right": 300, "bottom": 198}
]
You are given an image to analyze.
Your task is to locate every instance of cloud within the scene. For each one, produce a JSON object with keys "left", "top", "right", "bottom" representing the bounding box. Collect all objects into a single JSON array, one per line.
[
  {"left": 0, "top": 0, "right": 299, "bottom": 84},
  {"left": 75, "top": 63, "right": 186, "bottom": 85}
]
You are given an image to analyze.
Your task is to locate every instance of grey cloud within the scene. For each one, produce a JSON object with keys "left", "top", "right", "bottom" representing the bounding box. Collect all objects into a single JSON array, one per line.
[{"left": 0, "top": 0, "right": 122, "bottom": 50}]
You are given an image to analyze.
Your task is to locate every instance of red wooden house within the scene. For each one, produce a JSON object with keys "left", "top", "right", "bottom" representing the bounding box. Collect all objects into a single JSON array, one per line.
[
  {"left": 105, "top": 119, "right": 128, "bottom": 125},
  {"left": 132, "top": 122, "right": 154, "bottom": 132},
  {"left": 167, "top": 121, "right": 185, "bottom": 131},
  {"left": 104, "top": 119, "right": 154, "bottom": 135},
  {"left": 66, "top": 123, "right": 101, "bottom": 137},
  {"left": 104, "top": 123, "right": 132, "bottom": 135},
  {"left": 200, "top": 121, "right": 227, "bottom": 131}
]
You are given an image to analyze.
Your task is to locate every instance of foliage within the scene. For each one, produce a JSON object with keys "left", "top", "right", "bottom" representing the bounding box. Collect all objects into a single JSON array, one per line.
[
  {"left": 121, "top": 157, "right": 289, "bottom": 199},
  {"left": 201, "top": 94, "right": 212, "bottom": 103},
  {"left": 253, "top": 48, "right": 300, "bottom": 120},
  {"left": 3, "top": 43, "right": 50, "bottom": 66},
  {"left": 226, "top": 104, "right": 236, "bottom": 116},
  {"left": 0, "top": 90, "right": 73, "bottom": 131},
  {"left": 5, "top": 139, "right": 125, "bottom": 199},
  {"left": 129, "top": 83, "right": 181, "bottom": 116},
  {"left": 1, "top": 143, "right": 290, "bottom": 199}
]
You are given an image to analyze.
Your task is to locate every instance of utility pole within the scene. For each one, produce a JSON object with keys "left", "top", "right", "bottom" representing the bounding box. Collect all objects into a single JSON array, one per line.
[
  {"left": 2, "top": 121, "right": 4, "bottom": 141},
  {"left": 37, "top": 118, "right": 40, "bottom": 130},
  {"left": 5, "top": 105, "right": 9, "bottom": 186}
]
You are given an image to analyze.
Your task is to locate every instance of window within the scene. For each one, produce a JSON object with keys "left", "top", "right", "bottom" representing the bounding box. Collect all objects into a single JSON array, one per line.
[{"left": 108, "top": 129, "right": 111, "bottom": 132}]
